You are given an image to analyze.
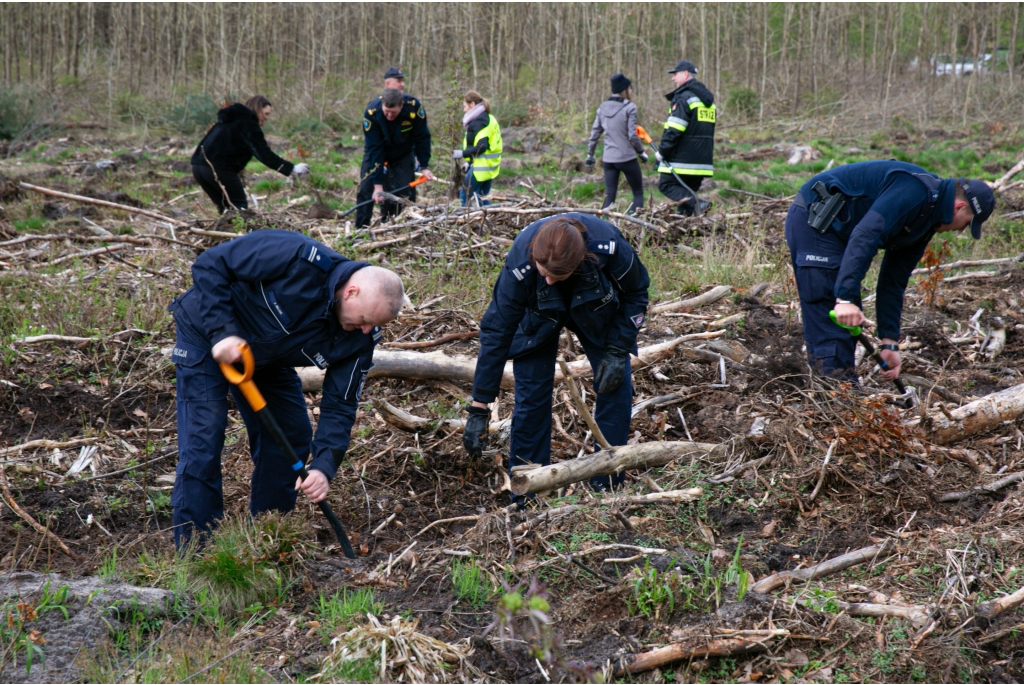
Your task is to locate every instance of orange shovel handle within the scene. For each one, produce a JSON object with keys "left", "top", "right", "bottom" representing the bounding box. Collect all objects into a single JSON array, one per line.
[
  {"left": 218, "top": 343, "right": 266, "bottom": 411},
  {"left": 409, "top": 175, "right": 430, "bottom": 188},
  {"left": 635, "top": 125, "right": 654, "bottom": 145}
]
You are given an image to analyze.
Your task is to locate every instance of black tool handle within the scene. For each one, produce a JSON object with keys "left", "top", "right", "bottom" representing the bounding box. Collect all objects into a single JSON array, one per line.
[
  {"left": 857, "top": 333, "right": 908, "bottom": 397},
  {"left": 256, "top": 409, "right": 356, "bottom": 559}
]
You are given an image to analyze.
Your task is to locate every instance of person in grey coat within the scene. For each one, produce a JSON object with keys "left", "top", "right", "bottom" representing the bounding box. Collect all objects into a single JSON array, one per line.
[{"left": 586, "top": 73, "right": 648, "bottom": 214}]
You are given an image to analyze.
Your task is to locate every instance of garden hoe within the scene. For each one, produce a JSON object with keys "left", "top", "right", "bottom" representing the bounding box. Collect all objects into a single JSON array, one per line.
[
  {"left": 220, "top": 343, "right": 356, "bottom": 558},
  {"left": 829, "top": 310, "right": 916, "bottom": 408},
  {"left": 635, "top": 125, "right": 703, "bottom": 217},
  {"left": 338, "top": 174, "right": 430, "bottom": 218}
]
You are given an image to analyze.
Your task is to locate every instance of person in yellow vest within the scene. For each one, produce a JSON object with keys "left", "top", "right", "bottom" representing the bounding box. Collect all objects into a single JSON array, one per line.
[{"left": 453, "top": 91, "right": 502, "bottom": 207}]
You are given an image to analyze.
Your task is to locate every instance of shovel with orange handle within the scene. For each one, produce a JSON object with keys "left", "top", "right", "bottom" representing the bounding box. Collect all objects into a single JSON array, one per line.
[
  {"left": 220, "top": 343, "right": 356, "bottom": 558},
  {"left": 338, "top": 173, "right": 430, "bottom": 218},
  {"left": 635, "top": 125, "right": 703, "bottom": 217}
]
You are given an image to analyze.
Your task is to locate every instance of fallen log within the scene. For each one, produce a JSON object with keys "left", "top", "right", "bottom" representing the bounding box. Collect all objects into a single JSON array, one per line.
[
  {"left": 19, "top": 182, "right": 189, "bottom": 228},
  {"left": 907, "top": 381, "right": 1024, "bottom": 445},
  {"left": 614, "top": 635, "right": 782, "bottom": 677},
  {"left": 750, "top": 543, "right": 894, "bottom": 594},
  {"left": 296, "top": 331, "right": 726, "bottom": 392},
  {"left": 650, "top": 285, "right": 732, "bottom": 315},
  {"left": 510, "top": 441, "right": 723, "bottom": 495}
]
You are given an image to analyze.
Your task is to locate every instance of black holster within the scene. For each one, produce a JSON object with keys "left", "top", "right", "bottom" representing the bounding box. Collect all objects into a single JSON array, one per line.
[{"left": 807, "top": 181, "right": 846, "bottom": 234}]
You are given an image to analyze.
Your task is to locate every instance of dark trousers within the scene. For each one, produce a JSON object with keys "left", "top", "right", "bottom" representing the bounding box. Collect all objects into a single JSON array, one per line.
[
  {"left": 355, "top": 153, "right": 417, "bottom": 228},
  {"left": 509, "top": 333, "right": 633, "bottom": 493},
  {"left": 658, "top": 172, "right": 703, "bottom": 213},
  {"left": 192, "top": 164, "right": 248, "bottom": 213},
  {"left": 459, "top": 176, "right": 493, "bottom": 207},
  {"left": 784, "top": 204, "right": 858, "bottom": 377},
  {"left": 170, "top": 323, "right": 312, "bottom": 548},
  {"left": 602, "top": 159, "right": 644, "bottom": 212}
]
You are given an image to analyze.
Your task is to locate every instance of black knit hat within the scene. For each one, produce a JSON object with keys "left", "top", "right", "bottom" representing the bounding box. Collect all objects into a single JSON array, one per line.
[{"left": 610, "top": 73, "right": 632, "bottom": 94}]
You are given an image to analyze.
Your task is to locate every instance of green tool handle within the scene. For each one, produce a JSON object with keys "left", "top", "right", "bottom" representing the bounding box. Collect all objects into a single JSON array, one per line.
[{"left": 829, "top": 310, "right": 908, "bottom": 397}]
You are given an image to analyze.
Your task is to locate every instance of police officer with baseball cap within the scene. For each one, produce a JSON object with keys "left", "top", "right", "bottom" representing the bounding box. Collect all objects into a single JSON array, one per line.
[
  {"left": 356, "top": 67, "right": 434, "bottom": 228},
  {"left": 786, "top": 160, "right": 995, "bottom": 381}
]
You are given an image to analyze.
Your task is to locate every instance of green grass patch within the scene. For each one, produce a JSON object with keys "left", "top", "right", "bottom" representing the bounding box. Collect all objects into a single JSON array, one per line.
[
  {"left": 316, "top": 588, "right": 382, "bottom": 636},
  {"left": 451, "top": 556, "right": 494, "bottom": 609}
]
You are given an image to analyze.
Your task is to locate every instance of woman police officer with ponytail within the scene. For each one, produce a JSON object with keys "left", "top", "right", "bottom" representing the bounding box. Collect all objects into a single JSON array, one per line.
[{"left": 462, "top": 213, "right": 650, "bottom": 498}]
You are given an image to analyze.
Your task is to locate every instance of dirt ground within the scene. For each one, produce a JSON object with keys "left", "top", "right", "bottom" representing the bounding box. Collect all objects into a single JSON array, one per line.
[{"left": 1, "top": 130, "right": 1024, "bottom": 683}]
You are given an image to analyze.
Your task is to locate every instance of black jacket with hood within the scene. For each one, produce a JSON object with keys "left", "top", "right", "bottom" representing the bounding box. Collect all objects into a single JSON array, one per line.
[{"left": 190, "top": 103, "right": 295, "bottom": 176}]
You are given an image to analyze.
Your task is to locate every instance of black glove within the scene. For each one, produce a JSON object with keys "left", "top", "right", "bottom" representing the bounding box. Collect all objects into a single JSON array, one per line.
[
  {"left": 463, "top": 405, "right": 490, "bottom": 458},
  {"left": 594, "top": 345, "right": 630, "bottom": 395},
  {"left": 639, "top": 151, "right": 649, "bottom": 163},
  {"left": 584, "top": 155, "right": 596, "bottom": 170}
]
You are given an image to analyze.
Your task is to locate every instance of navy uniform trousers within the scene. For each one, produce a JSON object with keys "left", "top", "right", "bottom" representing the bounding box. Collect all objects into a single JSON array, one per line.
[
  {"left": 510, "top": 332, "right": 633, "bottom": 491},
  {"left": 784, "top": 203, "right": 858, "bottom": 377},
  {"left": 355, "top": 152, "right": 417, "bottom": 229},
  {"left": 171, "top": 323, "right": 313, "bottom": 547}
]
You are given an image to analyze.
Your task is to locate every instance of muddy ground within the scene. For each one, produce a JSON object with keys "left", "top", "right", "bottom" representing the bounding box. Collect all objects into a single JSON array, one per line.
[{"left": 1, "top": 130, "right": 1023, "bottom": 683}]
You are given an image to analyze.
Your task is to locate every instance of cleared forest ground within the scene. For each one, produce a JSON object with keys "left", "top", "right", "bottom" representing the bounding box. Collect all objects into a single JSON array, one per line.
[{"left": 1, "top": 123, "right": 1024, "bottom": 683}]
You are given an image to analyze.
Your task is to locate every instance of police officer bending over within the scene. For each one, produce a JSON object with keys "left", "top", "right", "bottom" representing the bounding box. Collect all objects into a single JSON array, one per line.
[
  {"left": 463, "top": 213, "right": 650, "bottom": 497},
  {"left": 357, "top": 87, "right": 434, "bottom": 229},
  {"left": 168, "top": 230, "right": 405, "bottom": 547},
  {"left": 786, "top": 160, "right": 994, "bottom": 380}
]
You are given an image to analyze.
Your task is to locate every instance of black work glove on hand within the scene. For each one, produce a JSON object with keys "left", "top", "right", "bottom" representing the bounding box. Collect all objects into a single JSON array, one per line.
[
  {"left": 594, "top": 345, "right": 630, "bottom": 395},
  {"left": 463, "top": 405, "right": 490, "bottom": 458}
]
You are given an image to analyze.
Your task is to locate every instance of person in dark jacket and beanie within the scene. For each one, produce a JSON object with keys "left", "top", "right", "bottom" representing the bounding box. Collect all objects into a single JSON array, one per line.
[
  {"left": 454, "top": 90, "right": 502, "bottom": 207},
  {"left": 167, "top": 230, "right": 405, "bottom": 547},
  {"left": 586, "top": 74, "right": 647, "bottom": 214},
  {"left": 462, "top": 213, "right": 650, "bottom": 498},
  {"left": 654, "top": 61, "right": 716, "bottom": 216},
  {"left": 786, "top": 161, "right": 994, "bottom": 380},
  {"left": 191, "top": 95, "right": 308, "bottom": 213},
  {"left": 357, "top": 88, "right": 434, "bottom": 229}
]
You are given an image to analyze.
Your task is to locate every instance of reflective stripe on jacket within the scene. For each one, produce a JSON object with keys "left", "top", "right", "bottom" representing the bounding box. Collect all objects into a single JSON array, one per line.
[{"left": 658, "top": 80, "right": 716, "bottom": 177}]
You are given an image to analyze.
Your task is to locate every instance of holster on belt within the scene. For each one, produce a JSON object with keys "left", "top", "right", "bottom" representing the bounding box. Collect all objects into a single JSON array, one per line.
[{"left": 806, "top": 181, "right": 846, "bottom": 234}]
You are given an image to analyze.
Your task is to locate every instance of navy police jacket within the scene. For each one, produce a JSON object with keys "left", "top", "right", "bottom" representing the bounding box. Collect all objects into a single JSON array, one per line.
[
  {"left": 169, "top": 230, "right": 380, "bottom": 480},
  {"left": 472, "top": 213, "right": 650, "bottom": 404},
  {"left": 797, "top": 161, "right": 956, "bottom": 341},
  {"left": 362, "top": 94, "right": 432, "bottom": 184}
]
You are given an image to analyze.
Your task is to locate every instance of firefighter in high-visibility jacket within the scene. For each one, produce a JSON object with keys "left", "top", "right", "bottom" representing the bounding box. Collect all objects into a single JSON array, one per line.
[
  {"left": 453, "top": 90, "right": 502, "bottom": 207},
  {"left": 654, "top": 60, "right": 716, "bottom": 216}
]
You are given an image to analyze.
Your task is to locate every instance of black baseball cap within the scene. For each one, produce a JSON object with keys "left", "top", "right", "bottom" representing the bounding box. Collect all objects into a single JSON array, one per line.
[
  {"left": 960, "top": 178, "right": 995, "bottom": 239},
  {"left": 383, "top": 66, "right": 405, "bottom": 80},
  {"left": 668, "top": 60, "right": 698, "bottom": 75}
]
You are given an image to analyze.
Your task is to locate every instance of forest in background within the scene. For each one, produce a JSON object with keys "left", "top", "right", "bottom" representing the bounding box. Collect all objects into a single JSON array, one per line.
[{"left": 2, "top": 2, "right": 1024, "bottom": 141}]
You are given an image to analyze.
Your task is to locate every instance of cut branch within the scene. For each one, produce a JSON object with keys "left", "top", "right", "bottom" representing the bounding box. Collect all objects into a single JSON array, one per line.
[
  {"left": 614, "top": 635, "right": 785, "bottom": 677},
  {"left": 650, "top": 285, "right": 732, "bottom": 315},
  {"left": 371, "top": 399, "right": 508, "bottom": 434},
  {"left": 383, "top": 330, "right": 479, "bottom": 350},
  {"left": 557, "top": 358, "right": 610, "bottom": 449},
  {"left": 19, "top": 182, "right": 189, "bottom": 227},
  {"left": 511, "top": 441, "right": 723, "bottom": 495},
  {"left": 976, "top": 586, "right": 1024, "bottom": 626},
  {"left": 750, "top": 543, "right": 894, "bottom": 594},
  {"left": 936, "top": 471, "right": 1024, "bottom": 502}
]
